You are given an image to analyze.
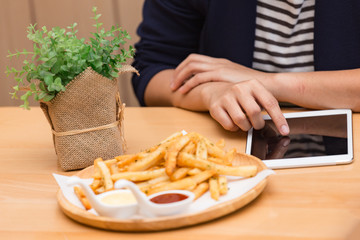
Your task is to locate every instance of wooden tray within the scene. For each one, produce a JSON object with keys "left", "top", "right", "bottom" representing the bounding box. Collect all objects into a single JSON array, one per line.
[{"left": 57, "top": 153, "right": 270, "bottom": 232}]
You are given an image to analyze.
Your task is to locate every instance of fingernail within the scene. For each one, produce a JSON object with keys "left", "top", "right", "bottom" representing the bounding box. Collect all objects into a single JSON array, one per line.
[
  {"left": 170, "top": 82, "right": 175, "bottom": 89},
  {"left": 282, "top": 137, "right": 290, "bottom": 147},
  {"left": 179, "top": 86, "right": 185, "bottom": 94},
  {"left": 281, "top": 125, "right": 289, "bottom": 135}
]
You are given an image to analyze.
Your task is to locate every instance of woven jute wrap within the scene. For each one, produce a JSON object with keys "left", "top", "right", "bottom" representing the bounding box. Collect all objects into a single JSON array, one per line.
[{"left": 40, "top": 65, "right": 138, "bottom": 171}]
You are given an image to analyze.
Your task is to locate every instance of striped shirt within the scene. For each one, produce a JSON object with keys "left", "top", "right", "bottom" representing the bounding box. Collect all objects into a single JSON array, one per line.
[{"left": 252, "top": 0, "right": 315, "bottom": 73}]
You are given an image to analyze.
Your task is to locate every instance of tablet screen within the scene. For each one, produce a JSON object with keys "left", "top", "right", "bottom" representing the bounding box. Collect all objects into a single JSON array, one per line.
[{"left": 250, "top": 114, "right": 348, "bottom": 160}]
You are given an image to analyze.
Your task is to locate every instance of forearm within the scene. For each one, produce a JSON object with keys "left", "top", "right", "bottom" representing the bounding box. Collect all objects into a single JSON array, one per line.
[
  {"left": 144, "top": 69, "right": 208, "bottom": 111},
  {"left": 265, "top": 69, "right": 360, "bottom": 111}
]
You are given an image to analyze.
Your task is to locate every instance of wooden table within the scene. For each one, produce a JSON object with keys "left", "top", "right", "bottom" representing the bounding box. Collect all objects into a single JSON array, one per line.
[{"left": 0, "top": 107, "right": 359, "bottom": 240}]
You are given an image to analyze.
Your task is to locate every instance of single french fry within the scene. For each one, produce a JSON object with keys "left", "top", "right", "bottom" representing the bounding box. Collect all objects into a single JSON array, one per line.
[
  {"left": 216, "top": 138, "right": 225, "bottom": 149},
  {"left": 187, "top": 168, "right": 202, "bottom": 176},
  {"left": 189, "top": 170, "right": 216, "bottom": 184},
  {"left": 111, "top": 168, "right": 166, "bottom": 182},
  {"left": 181, "top": 141, "right": 196, "bottom": 154},
  {"left": 92, "top": 171, "right": 101, "bottom": 179},
  {"left": 136, "top": 175, "right": 170, "bottom": 192},
  {"left": 225, "top": 148, "right": 237, "bottom": 165},
  {"left": 147, "top": 131, "right": 183, "bottom": 153},
  {"left": 109, "top": 163, "right": 119, "bottom": 174},
  {"left": 118, "top": 167, "right": 128, "bottom": 172},
  {"left": 208, "top": 157, "right": 232, "bottom": 166},
  {"left": 170, "top": 167, "right": 190, "bottom": 181},
  {"left": 160, "top": 131, "right": 183, "bottom": 145},
  {"left": 74, "top": 185, "right": 86, "bottom": 198},
  {"left": 147, "top": 175, "right": 170, "bottom": 184},
  {"left": 148, "top": 170, "right": 214, "bottom": 195},
  {"left": 192, "top": 182, "right": 209, "bottom": 200},
  {"left": 127, "top": 148, "right": 165, "bottom": 171},
  {"left": 140, "top": 180, "right": 171, "bottom": 195},
  {"left": 95, "top": 158, "right": 113, "bottom": 191},
  {"left": 116, "top": 154, "right": 138, "bottom": 168},
  {"left": 104, "top": 158, "right": 117, "bottom": 167},
  {"left": 165, "top": 135, "right": 191, "bottom": 176},
  {"left": 185, "top": 183, "right": 197, "bottom": 191},
  {"left": 209, "top": 176, "right": 220, "bottom": 201},
  {"left": 218, "top": 176, "right": 228, "bottom": 195},
  {"left": 203, "top": 137, "right": 226, "bottom": 159},
  {"left": 135, "top": 181, "right": 149, "bottom": 189},
  {"left": 115, "top": 154, "right": 135, "bottom": 161},
  {"left": 93, "top": 159, "right": 101, "bottom": 179},
  {"left": 80, "top": 196, "right": 92, "bottom": 210},
  {"left": 104, "top": 158, "right": 119, "bottom": 175},
  {"left": 89, "top": 179, "right": 101, "bottom": 191},
  {"left": 196, "top": 138, "right": 207, "bottom": 161},
  {"left": 147, "top": 177, "right": 196, "bottom": 195},
  {"left": 178, "top": 152, "right": 257, "bottom": 177},
  {"left": 74, "top": 186, "right": 92, "bottom": 210},
  {"left": 94, "top": 186, "right": 105, "bottom": 194}
]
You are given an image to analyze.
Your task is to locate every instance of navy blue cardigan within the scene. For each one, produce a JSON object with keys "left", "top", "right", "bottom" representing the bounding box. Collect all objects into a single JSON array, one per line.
[{"left": 132, "top": 0, "right": 360, "bottom": 106}]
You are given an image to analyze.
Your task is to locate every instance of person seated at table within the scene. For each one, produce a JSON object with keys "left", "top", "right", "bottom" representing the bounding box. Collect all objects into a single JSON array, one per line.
[{"left": 131, "top": 0, "right": 360, "bottom": 136}]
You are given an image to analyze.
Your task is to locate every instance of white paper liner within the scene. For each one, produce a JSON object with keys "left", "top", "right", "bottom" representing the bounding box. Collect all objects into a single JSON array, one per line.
[{"left": 53, "top": 169, "right": 274, "bottom": 218}]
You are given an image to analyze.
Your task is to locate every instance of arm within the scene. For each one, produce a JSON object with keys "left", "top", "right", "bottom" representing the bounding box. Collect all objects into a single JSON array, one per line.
[
  {"left": 131, "top": 0, "right": 207, "bottom": 106},
  {"left": 144, "top": 69, "right": 208, "bottom": 110},
  {"left": 171, "top": 54, "right": 360, "bottom": 111},
  {"left": 267, "top": 69, "right": 360, "bottom": 111}
]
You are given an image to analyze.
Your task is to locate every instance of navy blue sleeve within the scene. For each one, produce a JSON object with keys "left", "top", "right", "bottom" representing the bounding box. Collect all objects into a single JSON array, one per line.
[{"left": 131, "top": 0, "right": 207, "bottom": 106}]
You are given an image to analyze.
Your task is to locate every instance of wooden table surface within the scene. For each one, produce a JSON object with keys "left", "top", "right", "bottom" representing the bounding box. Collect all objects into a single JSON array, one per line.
[{"left": 0, "top": 107, "right": 359, "bottom": 240}]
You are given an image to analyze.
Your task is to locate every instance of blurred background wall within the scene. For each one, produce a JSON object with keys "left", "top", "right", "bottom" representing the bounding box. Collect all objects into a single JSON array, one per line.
[{"left": 0, "top": 0, "right": 144, "bottom": 107}]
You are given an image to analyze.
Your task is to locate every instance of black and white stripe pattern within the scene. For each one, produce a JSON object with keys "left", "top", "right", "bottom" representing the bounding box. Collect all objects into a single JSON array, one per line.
[
  {"left": 284, "top": 135, "right": 326, "bottom": 158},
  {"left": 252, "top": 0, "right": 315, "bottom": 72}
]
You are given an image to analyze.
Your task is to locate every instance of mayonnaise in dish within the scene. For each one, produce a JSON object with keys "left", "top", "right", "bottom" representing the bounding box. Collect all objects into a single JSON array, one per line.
[{"left": 100, "top": 191, "right": 137, "bottom": 206}]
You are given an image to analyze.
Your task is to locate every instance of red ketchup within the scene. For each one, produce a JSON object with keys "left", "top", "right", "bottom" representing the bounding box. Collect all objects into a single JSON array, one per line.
[{"left": 150, "top": 193, "right": 188, "bottom": 204}]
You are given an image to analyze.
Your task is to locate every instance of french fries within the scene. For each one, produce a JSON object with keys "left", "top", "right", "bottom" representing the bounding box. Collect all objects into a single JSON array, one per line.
[
  {"left": 165, "top": 134, "right": 191, "bottom": 176},
  {"left": 209, "top": 176, "right": 220, "bottom": 201},
  {"left": 177, "top": 152, "right": 258, "bottom": 178},
  {"left": 192, "top": 182, "right": 209, "bottom": 200},
  {"left": 127, "top": 148, "right": 165, "bottom": 171},
  {"left": 170, "top": 167, "right": 191, "bottom": 181},
  {"left": 73, "top": 186, "right": 92, "bottom": 210},
  {"left": 94, "top": 158, "right": 113, "bottom": 191},
  {"left": 111, "top": 168, "right": 166, "bottom": 182},
  {"left": 73, "top": 132, "right": 259, "bottom": 210},
  {"left": 218, "top": 176, "right": 228, "bottom": 195}
]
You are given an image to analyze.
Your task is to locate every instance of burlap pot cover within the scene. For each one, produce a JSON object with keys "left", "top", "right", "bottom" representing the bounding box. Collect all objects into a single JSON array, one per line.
[{"left": 40, "top": 65, "right": 138, "bottom": 171}]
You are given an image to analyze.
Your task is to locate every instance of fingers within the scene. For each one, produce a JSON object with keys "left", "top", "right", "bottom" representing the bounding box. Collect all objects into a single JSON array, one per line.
[
  {"left": 205, "top": 81, "right": 288, "bottom": 135},
  {"left": 173, "top": 63, "right": 212, "bottom": 92},
  {"left": 252, "top": 84, "right": 289, "bottom": 136},
  {"left": 209, "top": 107, "right": 241, "bottom": 132},
  {"left": 172, "top": 54, "right": 215, "bottom": 91},
  {"left": 266, "top": 137, "right": 290, "bottom": 159},
  {"left": 235, "top": 94, "right": 265, "bottom": 130},
  {"left": 178, "top": 71, "right": 218, "bottom": 94},
  {"left": 207, "top": 86, "right": 255, "bottom": 132}
]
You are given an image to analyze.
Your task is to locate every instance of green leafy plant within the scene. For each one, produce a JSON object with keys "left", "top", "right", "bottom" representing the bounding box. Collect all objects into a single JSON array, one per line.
[{"left": 5, "top": 7, "right": 135, "bottom": 109}]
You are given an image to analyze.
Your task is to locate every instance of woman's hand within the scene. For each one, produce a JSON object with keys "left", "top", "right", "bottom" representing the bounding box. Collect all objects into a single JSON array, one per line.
[
  {"left": 171, "top": 54, "right": 270, "bottom": 94},
  {"left": 199, "top": 80, "right": 289, "bottom": 135},
  {"left": 250, "top": 122, "right": 290, "bottom": 160}
]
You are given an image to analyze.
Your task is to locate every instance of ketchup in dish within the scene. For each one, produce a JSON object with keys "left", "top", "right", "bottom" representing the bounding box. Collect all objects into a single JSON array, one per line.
[{"left": 150, "top": 193, "right": 188, "bottom": 204}]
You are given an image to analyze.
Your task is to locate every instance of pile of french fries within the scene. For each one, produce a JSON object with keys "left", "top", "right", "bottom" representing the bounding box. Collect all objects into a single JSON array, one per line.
[{"left": 74, "top": 132, "right": 258, "bottom": 210}]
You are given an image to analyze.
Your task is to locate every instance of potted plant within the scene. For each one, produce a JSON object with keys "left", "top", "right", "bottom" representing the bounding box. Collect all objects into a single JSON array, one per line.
[{"left": 5, "top": 7, "right": 138, "bottom": 171}]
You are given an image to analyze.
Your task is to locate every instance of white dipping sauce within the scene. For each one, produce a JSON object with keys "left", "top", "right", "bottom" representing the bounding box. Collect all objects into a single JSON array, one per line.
[{"left": 101, "top": 191, "right": 137, "bottom": 205}]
